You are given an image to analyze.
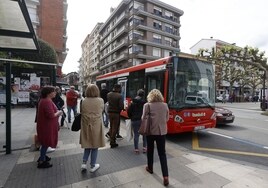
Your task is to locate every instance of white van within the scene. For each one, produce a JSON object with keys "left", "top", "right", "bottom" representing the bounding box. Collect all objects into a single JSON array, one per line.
[{"left": 185, "top": 95, "right": 208, "bottom": 104}]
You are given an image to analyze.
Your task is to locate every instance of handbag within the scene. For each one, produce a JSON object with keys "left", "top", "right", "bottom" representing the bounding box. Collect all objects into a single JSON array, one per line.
[
  {"left": 125, "top": 119, "right": 133, "bottom": 142},
  {"left": 139, "top": 104, "right": 151, "bottom": 135},
  {"left": 71, "top": 113, "right": 81, "bottom": 131}
]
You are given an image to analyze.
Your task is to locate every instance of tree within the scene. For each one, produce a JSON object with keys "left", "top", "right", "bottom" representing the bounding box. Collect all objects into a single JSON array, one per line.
[
  {"left": 12, "top": 39, "right": 58, "bottom": 64},
  {"left": 198, "top": 45, "right": 267, "bottom": 100}
]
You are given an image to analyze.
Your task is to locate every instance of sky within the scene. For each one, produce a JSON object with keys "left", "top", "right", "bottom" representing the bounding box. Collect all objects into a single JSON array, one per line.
[{"left": 62, "top": 0, "right": 268, "bottom": 74}]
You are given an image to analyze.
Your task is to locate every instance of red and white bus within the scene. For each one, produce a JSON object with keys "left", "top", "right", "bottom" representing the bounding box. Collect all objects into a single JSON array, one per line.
[{"left": 96, "top": 53, "right": 216, "bottom": 134}]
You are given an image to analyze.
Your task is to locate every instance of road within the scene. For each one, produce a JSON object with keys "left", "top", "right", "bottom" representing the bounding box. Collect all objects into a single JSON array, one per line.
[{"left": 167, "top": 102, "right": 268, "bottom": 167}]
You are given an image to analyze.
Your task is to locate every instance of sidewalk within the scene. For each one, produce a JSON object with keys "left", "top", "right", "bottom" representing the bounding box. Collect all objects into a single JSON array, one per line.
[{"left": 1, "top": 104, "right": 268, "bottom": 188}]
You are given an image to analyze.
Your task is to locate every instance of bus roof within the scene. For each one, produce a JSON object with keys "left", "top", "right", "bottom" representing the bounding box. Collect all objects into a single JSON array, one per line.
[
  {"left": 97, "top": 56, "right": 171, "bottom": 80},
  {"left": 96, "top": 53, "right": 208, "bottom": 80}
]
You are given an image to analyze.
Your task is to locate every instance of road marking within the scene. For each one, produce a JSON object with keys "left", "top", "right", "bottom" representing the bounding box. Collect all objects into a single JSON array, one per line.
[
  {"left": 192, "top": 132, "right": 268, "bottom": 157},
  {"left": 207, "top": 131, "right": 268, "bottom": 149},
  {"left": 207, "top": 131, "right": 233, "bottom": 139}
]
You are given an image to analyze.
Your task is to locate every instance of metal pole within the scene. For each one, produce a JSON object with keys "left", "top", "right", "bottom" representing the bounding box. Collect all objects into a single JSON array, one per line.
[
  {"left": 262, "top": 71, "right": 266, "bottom": 111},
  {"left": 5, "top": 62, "right": 11, "bottom": 154}
]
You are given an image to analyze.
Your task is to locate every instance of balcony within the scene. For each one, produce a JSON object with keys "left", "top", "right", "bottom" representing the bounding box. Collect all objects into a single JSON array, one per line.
[
  {"left": 100, "top": 53, "right": 128, "bottom": 70},
  {"left": 131, "top": 51, "right": 158, "bottom": 60},
  {"left": 134, "top": 7, "right": 180, "bottom": 27},
  {"left": 100, "top": 12, "right": 129, "bottom": 42},
  {"left": 100, "top": 25, "right": 128, "bottom": 52},
  {"left": 135, "top": 38, "right": 180, "bottom": 51},
  {"left": 135, "top": 23, "right": 180, "bottom": 40}
]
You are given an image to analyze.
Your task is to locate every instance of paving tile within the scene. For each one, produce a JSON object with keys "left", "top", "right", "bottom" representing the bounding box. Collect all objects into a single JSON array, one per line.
[
  {"left": 212, "top": 163, "right": 255, "bottom": 181},
  {"left": 186, "top": 157, "right": 231, "bottom": 174},
  {"left": 180, "top": 171, "right": 230, "bottom": 188}
]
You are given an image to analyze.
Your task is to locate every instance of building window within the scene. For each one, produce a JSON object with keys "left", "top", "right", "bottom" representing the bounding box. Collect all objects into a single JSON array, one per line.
[
  {"left": 153, "top": 20, "right": 162, "bottom": 30},
  {"left": 165, "top": 24, "right": 173, "bottom": 33},
  {"left": 164, "top": 10, "right": 173, "bottom": 19},
  {"left": 133, "top": 58, "right": 142, "bottom": 66},
  {"left": 164, "top": 50, "right": 171, "bottom": 57},
  {"left": 129, "top": 45, "right": 143, "bottom": 54},
  {"left": 153, "top": 33, "right": 161, "bottom": 44},
  {"left": 165, "top": 37, "right": 172, "bottom": 46},
  {"left": 153, "top": 6, "right": 162, "bottom": 15},
  {"left": 129, "top": 30, "right": 143, "bottom": 40},
  {"left": 153, "top": 47, "right": 161, "bottom": 57},
  {"left": 134, "top": 1, "right": 144, "bottom": 9}
]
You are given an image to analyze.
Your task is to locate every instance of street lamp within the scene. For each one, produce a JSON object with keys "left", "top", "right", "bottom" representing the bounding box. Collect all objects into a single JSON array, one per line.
[{"left": 260, "top": 69, "right": 266, "bottom": 111}]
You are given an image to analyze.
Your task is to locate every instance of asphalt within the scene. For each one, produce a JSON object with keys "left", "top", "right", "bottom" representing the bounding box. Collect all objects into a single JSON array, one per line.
[{"left": 1, "top": 102, "right": 268, "bottom": 188}]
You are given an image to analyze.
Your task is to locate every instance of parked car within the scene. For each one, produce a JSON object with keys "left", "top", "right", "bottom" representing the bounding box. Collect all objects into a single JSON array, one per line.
[
  {"left": 216, "top": 95, "right": 223, "bottom": 102},
  {"left": 215, "top": 106, "right": 235, "bottom": 125}
]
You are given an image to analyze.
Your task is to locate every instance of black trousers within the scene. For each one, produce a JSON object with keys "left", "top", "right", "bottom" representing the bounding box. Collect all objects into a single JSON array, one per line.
[{"left": 146, "top": 135, "right": 168, "bottom": 177}]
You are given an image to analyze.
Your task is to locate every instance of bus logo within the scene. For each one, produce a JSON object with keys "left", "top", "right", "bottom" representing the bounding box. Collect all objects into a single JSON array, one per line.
[{"left": 192, "top": 112, "right": 206, "bottom": 117}]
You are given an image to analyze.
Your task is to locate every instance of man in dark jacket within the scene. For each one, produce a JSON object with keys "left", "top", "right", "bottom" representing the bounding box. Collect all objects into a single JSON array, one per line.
[
  {"left": 107, "top": 84, "right": 124, "bottom": 148},
  {"left": 127, "top": 89, "right": 147, "bottom": 153}
]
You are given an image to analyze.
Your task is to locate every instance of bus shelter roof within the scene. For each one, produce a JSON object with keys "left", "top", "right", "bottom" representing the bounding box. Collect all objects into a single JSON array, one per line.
[{"left": 0, "top": 0, "right": 39, "bottom": 52}]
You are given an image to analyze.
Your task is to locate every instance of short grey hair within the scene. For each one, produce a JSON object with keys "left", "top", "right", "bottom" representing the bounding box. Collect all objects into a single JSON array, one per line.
[{"left": 101, "top": 83, "right": 106, "bottom": 89}]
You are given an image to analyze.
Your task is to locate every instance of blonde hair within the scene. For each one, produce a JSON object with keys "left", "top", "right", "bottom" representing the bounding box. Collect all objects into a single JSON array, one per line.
[
  {"left": 147, "top": 89, "right": 164, "bottom": 102},
  {"left": 85, "top": 84, "right": 100, "bottom": 97}
]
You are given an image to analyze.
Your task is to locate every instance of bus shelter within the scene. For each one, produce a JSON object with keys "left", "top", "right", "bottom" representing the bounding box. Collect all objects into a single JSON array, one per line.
[{"left": 0, "top": 0, "right": 42, "bottom": 154}]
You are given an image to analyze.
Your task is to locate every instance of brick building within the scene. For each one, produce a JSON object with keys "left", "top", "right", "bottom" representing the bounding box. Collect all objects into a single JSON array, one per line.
[{"left": 26, "top": 0, "right": 68, "bottom": 78}]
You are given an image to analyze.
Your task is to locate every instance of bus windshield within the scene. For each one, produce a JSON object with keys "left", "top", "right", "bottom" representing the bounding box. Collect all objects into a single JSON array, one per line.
[{"left": 168, "top": 57, "right": 215, "bottom": 109}]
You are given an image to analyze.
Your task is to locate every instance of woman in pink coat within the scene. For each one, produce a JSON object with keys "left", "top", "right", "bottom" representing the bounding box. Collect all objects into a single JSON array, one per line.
[
  {"left": 142, "top": 89, "right": 169, "bottom": 186},
  {"left": 36, "top": 86, "right": 62, "bottom": 168}
]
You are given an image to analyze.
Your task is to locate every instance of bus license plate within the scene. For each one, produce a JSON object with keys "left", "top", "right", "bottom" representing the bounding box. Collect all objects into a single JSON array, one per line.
[
  {"left": 194, "top": 126, "right": 205, "bottom": 131},
  {"left": 226, "top": 116, "right": 233, "bottom": 120}
]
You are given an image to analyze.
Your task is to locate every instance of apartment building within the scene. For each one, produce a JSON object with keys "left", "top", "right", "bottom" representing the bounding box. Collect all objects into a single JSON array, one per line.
[
  {"left": 81, "top": 23, "right": 103, "bottom": 84},
  {"left": 25, "top": 0, "right": 68, "bottom": 78},
  {"left": 81, "top": 0, "right": 183, "bottom": 82}
]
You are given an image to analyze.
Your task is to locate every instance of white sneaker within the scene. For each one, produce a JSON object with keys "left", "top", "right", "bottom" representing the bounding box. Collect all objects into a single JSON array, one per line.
[
  {"left": 81, "top": 163, "right": 87, "bottom": 171},
  {"left": 90, "top": 164, "right": 100, "bottom": 173},
  {"left": 47, "top": 147, "right": 55, "bottom": 153}
]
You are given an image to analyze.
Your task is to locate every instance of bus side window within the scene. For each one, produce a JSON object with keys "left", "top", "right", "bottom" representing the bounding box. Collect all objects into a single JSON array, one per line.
[
  {"left": 129, "top": 70, "right": 145, "bottom": 99},
  {"left": 146, "top": 73, "right": 164, "bottom": 94}
]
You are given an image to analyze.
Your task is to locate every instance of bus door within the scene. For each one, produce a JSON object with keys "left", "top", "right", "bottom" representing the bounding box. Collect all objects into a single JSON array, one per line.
[{"left": 146, "top": 71, "right": 165, "bottom": 95}]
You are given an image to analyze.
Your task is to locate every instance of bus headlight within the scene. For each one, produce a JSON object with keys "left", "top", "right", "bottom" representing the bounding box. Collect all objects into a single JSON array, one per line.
[
  {"left": 210, "top": 112, "right": 217, "bottom": 120},
  {"left": 174, "top": 115, "right": 184, "bottom": 123}
]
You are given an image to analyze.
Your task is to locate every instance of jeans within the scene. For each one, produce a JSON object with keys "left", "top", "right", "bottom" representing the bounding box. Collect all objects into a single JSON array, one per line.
[
  {"left": 103, "top": 111, "right": 109, "bottom": 127},
  {"left": 132, "top": 120, "right": 147, "bottom": 149},
  {"left": 60, "top": 110, "right": 66, "bottom": 126},
  {"left": 67, "top": 105, "right": 77, "bottom": 122},
  {"left": 146, "top": 135, "right": 168, "bottom": 177},
  {"left": 82, "top": 148, "right": 98, "bottom": 167},
  {"left": 40, "top": 146, "right": 48, "bottom": 161}
]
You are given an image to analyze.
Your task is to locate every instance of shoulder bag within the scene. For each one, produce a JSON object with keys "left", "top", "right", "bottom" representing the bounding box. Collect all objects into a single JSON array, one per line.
[
  {"left": 71, "top": 100, "right": 82, "bottom": 131},
  {"left": 71, "top": 113, "right": 81, "bottom": 131},
  {"left": 139, "top": 104, "right": 151, "bottom": 135}
]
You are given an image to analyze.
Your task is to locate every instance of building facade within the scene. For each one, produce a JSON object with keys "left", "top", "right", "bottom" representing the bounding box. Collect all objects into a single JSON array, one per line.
[
  {"left": 81, "top": 0, "right": 183, "bottom": 83},
  {"left": 81, "top": 23, "right": 103, "bottom": 84},
  {"left": 25, "top": 0, "right": 68, "bottom": 78}
]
